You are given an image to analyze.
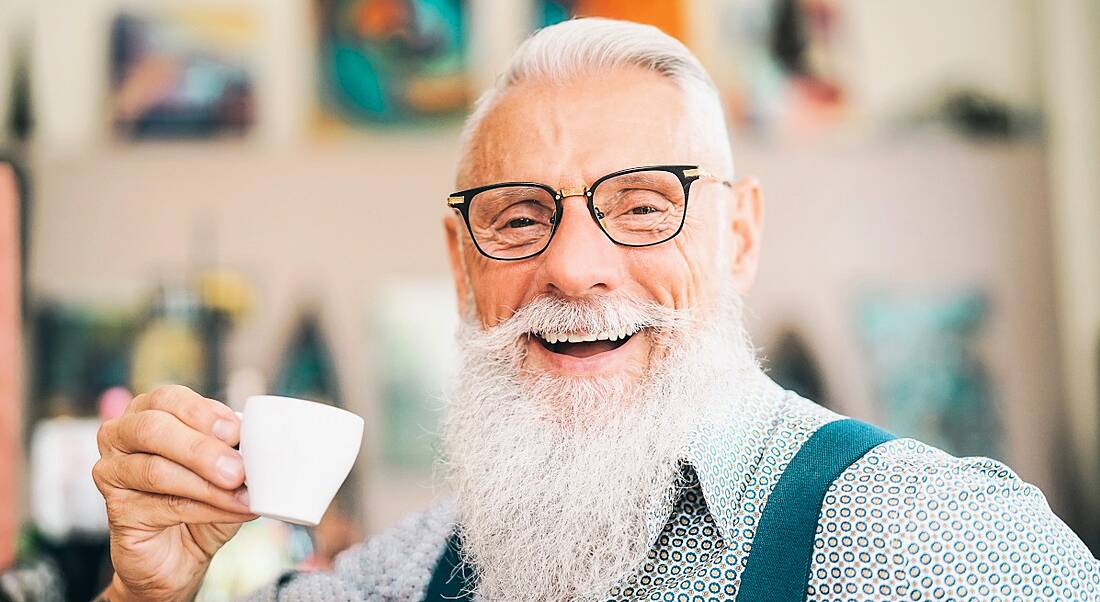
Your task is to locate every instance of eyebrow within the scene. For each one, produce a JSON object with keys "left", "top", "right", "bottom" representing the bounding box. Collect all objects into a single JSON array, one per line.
[
  {"left": 484, "top": 186, "right": 552, "bottom": 200},
  {"left": 602, "top": 172, "right": 674, "bottom": 187}
]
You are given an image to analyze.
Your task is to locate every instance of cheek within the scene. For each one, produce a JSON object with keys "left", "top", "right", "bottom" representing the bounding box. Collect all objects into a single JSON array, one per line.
[
  {"left": 626, "top": 221, "right": 720, "bottom": 311},
  {"left": 467, "top": 252, "right": 539, "bottom": 326}
]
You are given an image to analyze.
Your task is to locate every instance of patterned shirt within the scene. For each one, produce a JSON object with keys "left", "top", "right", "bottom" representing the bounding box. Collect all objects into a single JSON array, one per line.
[{"left": 247, "top": 373, "right": 1100, "bottom": 601}]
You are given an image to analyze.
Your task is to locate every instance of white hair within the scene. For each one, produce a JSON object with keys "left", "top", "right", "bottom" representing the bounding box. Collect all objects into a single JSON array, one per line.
[
  {"left": 443, "top": 283, "right": 759, "bottom": 600},
  {"left": 457, "top": 17, "right": 734, "bottom": 182}
]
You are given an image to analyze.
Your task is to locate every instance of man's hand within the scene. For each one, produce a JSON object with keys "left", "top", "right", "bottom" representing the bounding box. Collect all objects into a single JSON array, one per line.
[{"left": 93, "top": 385, "right": 257, "bottom": 601}]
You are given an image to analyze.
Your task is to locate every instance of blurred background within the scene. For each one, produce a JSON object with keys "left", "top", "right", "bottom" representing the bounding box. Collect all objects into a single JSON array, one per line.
[{"left": 1, "top": 0, "right": 1098, "bottom": 599}]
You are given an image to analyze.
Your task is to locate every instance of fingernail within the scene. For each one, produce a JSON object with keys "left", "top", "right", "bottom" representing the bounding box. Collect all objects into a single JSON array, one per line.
[
  {"left": 235, "top": 488, "right": 250, "bottom": 507},
  {"left": 212, "top": 419, "right": 235, "bottom": 442},
  {"left": 216, "top": 454, "right": 243, "bottom": 482}
]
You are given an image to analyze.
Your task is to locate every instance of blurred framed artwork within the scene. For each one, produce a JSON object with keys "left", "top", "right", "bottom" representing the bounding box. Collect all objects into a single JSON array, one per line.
[
  {"left": 711, "top": 0, "right": 848, "bottom": 138},
  {"left": 109, "top": 9, "right": 257, "bottom": 139},
  {"left": 317, "top": 0, "right": 469, "bottom": 126},
  {"left": 537, "top": 0, "right": 687, "bottom": 41}
]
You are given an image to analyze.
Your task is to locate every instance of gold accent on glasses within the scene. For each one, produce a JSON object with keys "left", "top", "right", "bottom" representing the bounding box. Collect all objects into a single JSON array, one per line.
[
  {"left": 684, "top": 167, "right": 732, "bottom": 187},
  {"left": 557, "top": 186, "right": 589, "bottom": 198},
  {"left": 447, "top": 196, "right": 464, "bottom": 206}
]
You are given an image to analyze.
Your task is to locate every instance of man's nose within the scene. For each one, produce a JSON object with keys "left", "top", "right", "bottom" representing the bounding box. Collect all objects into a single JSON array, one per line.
[{"left": 537, "top": 197, "right": 625, "bottom": 297}]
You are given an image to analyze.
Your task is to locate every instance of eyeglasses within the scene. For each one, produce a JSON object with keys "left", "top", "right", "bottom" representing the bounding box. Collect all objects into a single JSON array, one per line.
[{"left": 446, "top": 164, "right": 732, "bottom": 261}]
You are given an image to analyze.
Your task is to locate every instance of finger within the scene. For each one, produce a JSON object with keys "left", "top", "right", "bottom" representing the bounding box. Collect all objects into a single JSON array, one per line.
[
  {"left": 95, "top": 453, "right": 251, "bottom": 514},
  {"left": 128, "top": 385, "right": 239, "bottom": 446},
  {"left": 97, "top": 418, "right": 117, "bottom": 457},
  {"left": 107, "top": 489, "right": 256, "bottom": 529},
  {"left": 121, "top": 392, "right": 148, "bottom": 416},
  {"left": 114, "top": 410, "right": 245, "bottom": 490}
]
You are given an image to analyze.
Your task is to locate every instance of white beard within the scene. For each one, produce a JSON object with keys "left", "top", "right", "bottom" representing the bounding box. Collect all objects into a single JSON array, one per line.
[{"left": 441, "top": 288, "right": 758, "bottom": 601}]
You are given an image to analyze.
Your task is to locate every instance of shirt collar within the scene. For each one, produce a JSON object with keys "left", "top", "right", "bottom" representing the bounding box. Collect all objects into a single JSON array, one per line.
[{"left": 643, "top": 368, "right": 790, "bottom": 546}]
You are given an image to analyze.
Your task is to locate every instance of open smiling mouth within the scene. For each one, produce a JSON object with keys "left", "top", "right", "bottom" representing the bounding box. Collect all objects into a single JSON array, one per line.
[{"left": 532, "top": 327, "right": 640, "bottom": 358}]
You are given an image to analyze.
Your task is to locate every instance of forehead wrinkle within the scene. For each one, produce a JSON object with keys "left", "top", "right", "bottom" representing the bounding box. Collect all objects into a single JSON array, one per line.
[
  {"left": 459, "top": 68, "right": 714, "bottom": 192},
  {"left": 462, "top": 83, "right": 575, "bottom": 189},
  {"left": 460, "top": 130, "right": 506, "bottom": 189}
]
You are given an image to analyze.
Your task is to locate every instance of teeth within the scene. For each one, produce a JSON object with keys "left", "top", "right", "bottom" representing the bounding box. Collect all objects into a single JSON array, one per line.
[{"left": 538, "top": 327, "right": 641, "bottom": 345}]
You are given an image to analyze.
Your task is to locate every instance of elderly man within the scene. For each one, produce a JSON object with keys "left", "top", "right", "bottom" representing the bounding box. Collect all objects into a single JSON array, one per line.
[{"left": 93, "top": 18, "right": 1098, "bottom": 602}]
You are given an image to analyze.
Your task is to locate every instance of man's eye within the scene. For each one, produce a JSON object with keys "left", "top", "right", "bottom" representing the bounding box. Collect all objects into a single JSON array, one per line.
[
  {"left": 629, "top": 206, "right": 660, "bottom": 215},
  {"left": 506, "top": 217, "right": 538, "bottom": 229}
]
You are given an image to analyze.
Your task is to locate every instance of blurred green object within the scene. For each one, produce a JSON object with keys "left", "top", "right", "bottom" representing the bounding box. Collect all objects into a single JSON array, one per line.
[
  {"left": 371, "top": 279, "right": 458, "bottom": 469},
  {"left": 272, "top": 310, "right": 341, "bottom": 406},
  {"left": 269, "top": 309, "right": 359, "bottom": 531},
  {"left": 858, "top": 291, "right": 1001, "bottom": 458},
  {"left": 28, "top": 303, "right": 136, "bottom": 421},
  {"left": 30, "top": 273, "right": 248, "bottom": 424},
  {"left": 319, "top": 0, "right": 469, "bottom": 124}
]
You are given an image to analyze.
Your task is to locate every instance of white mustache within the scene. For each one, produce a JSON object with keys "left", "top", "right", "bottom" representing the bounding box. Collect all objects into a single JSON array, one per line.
[{"left": 477, "top": 294, "right": 691, "bottom": 348}]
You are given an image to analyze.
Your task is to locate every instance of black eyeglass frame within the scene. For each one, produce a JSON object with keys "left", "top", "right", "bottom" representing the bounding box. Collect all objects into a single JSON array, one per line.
[{"left": 446, "top": 164, "right": 732, "bottom": 261}]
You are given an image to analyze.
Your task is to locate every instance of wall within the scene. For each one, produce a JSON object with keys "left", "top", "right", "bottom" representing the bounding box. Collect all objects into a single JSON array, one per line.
[
  {"left": 741, "top": 136, "right": 1062, "bottom": 502},
  {"left": 26, "top": 134, "right": 1066, "bottom": 530},
  {"left": 841, "top": 0, "right": 1042, "bottom": 118},
  {"left": 7, "top": 0, "right": 1083, "bottom": 534},
  {"left": 1039, "top": 0, "right": 1100, "bottom": 544}
]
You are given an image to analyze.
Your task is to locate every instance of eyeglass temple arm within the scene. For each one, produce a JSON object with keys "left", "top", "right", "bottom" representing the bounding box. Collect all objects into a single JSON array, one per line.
[{"left": 684, "top": 167, "right": 733, "bottom": 188}]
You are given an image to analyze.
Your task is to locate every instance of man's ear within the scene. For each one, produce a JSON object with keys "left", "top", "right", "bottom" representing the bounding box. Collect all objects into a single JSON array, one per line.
[
  {"left": 443, "top": 212, "right": 472, "bottom": 317},
  {"left": 728, "top": 176, "right": 764, "bottom": 294}
]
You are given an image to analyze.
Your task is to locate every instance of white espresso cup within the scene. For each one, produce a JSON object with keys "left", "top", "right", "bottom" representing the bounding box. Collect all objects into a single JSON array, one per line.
[{"left": 237, "top": 395, "right": 364, "bottom": 526}]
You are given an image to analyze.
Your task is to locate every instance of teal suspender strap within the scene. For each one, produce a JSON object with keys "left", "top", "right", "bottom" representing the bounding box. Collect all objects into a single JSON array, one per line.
[
  {"left": 735, "top": 418, "right": 895, "bottom": 602},
  {"left": 424, "top": 530, "right": 476, "bottom": 601}
]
